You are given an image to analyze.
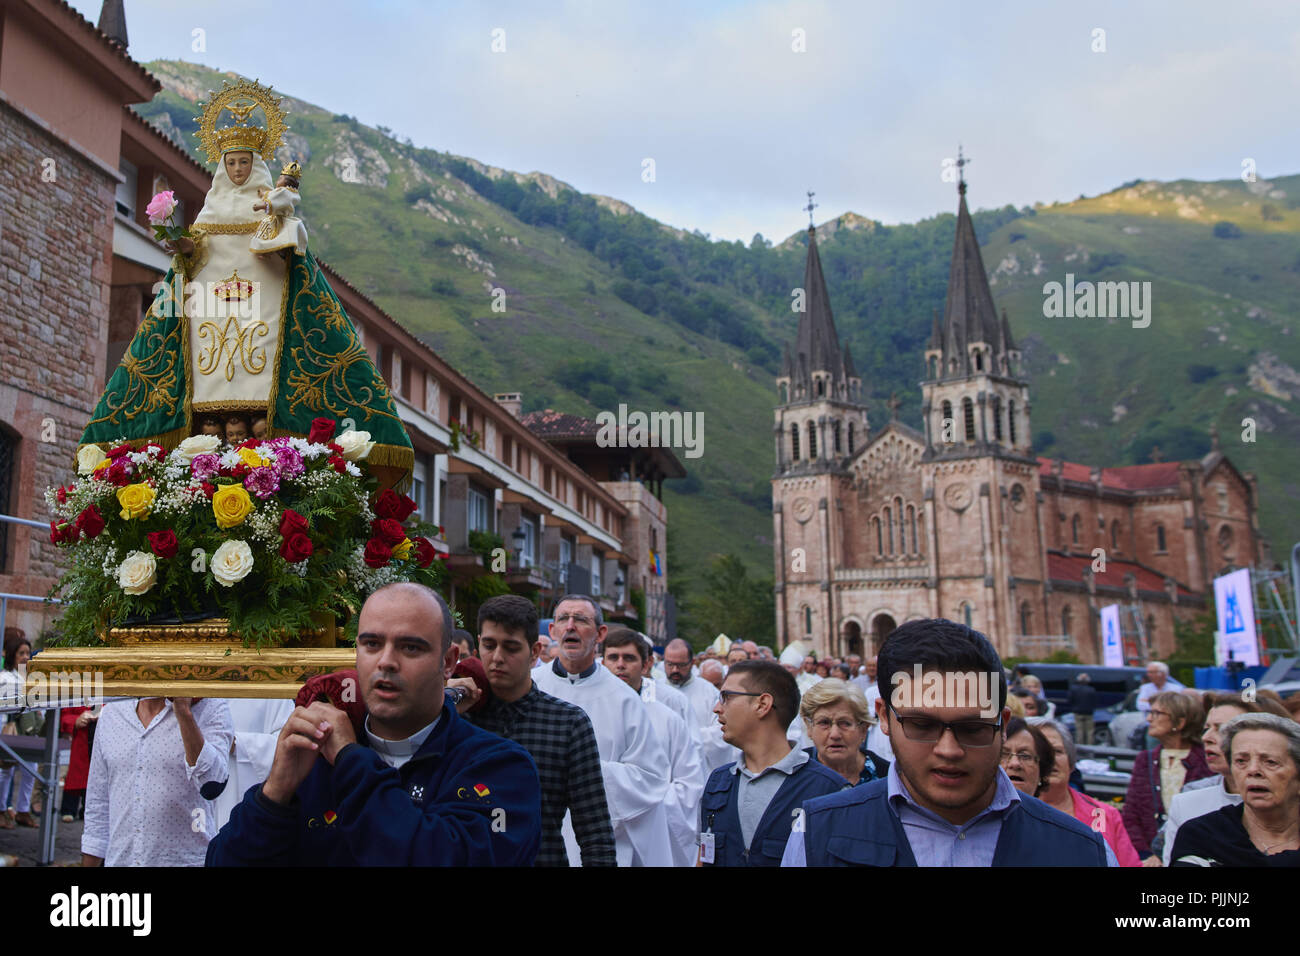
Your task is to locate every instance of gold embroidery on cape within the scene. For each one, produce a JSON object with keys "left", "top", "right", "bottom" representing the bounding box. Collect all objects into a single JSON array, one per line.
[
  {"left": 191, "top": 222, "right": 260, "bottom": 235},
  {"left": 84, "top": 298, "right": 181, "bottom": 427},
  {"left": 281, "top": 257, "right": 400, "bottom": 424},
  {"left": 197, "top": 315, "right": 269, "bottom": 380}
]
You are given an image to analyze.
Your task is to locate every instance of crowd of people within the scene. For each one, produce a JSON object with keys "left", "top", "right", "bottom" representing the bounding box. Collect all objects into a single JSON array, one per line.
[{"left": 3, "top": 593, "right": 1299, "bottom": 867}]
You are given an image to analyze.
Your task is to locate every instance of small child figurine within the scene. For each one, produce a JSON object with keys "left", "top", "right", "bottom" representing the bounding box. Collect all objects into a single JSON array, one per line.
[
  {"left": 251, "top": 415, "right": 267, "bottom": 439},
  {"left": 199, "top": 415, "right": 222, "bottom": 436},
  {"left": 224, "top": 415, "right": 249, "bottom": 444},
  {"left": 250, "top": 161, "right": 309, "bottom": 256}
]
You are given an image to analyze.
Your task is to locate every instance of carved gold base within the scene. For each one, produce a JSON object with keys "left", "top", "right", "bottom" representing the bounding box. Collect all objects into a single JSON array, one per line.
[{"left": 29, "top": 613, "right": 350, "bottom": 699}]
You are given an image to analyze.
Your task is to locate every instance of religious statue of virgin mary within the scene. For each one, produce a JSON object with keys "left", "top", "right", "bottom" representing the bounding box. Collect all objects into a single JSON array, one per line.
[{"left": 79, "top": 79, "right": 412, "bottom": 486}]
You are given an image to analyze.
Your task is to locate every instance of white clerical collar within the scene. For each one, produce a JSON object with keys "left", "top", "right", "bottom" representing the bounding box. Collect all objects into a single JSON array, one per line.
[
  {"left": 552, "top": 659, "right": 600, "bottom": 685},
  {"left": 365, "top": 711, "right": 443, "bottom": 767}
]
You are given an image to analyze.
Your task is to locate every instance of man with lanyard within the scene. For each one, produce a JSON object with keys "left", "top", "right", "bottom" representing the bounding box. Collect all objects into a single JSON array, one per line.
[
  {"left": 698, "top": 660, "right": 845, "bottom": 866},
  {"left": 782, "top": 619, "right": 1112, "bottom": 867}
]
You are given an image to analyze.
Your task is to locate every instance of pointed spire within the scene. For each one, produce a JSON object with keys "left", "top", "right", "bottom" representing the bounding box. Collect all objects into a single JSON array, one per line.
[
  {"left": 793, "top": 224, "right": 844, "bottom": 388},
  {"left": 97, "top": 0, "right": 128, "bottom": 50},
  {"left": 939, "top": 171, "right": 1001, "bottom": 369}
]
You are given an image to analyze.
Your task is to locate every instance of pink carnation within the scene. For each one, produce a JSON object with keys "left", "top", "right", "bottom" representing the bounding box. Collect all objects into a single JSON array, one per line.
[
  {"left": 145, "top": 190, "right": 178, "bottom": 226},
  {"left": 244, "top": 466, "right": 280, "bottom": 500},
  {"left": 190, "top": 453, "right": 221, "bottom": 482}
]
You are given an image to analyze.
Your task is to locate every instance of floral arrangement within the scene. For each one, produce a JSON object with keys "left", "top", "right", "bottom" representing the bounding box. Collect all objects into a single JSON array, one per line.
[
  {"left": 145, "top": 189, "right": 192, "bottom": 245},
  {"left": 46, "top": 417, "right": 447, "bottom": 647}
]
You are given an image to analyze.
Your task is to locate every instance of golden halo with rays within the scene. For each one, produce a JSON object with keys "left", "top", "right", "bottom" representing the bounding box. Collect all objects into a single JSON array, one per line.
[{"left": 193, "top": 78, "right": 290, "bottom": 166}]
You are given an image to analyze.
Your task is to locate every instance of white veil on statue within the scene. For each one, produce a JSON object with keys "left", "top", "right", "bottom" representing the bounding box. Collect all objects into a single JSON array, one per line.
[{"left": 194, "top": 153, "right": 274, "bottom": 225}]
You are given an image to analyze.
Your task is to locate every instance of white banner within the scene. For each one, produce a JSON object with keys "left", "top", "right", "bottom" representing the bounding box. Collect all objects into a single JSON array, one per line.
[
  {"left": 1214, "top": 568, "right": 1259, "bottom": 666},
  {"left": 1100, "top": 604, "right": 1123, "bottom": 668}
]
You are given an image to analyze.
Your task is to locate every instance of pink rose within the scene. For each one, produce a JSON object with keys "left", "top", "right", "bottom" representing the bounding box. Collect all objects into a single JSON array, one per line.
[{"left": 145, "top": 190, "right": 178, "bottom": 226}]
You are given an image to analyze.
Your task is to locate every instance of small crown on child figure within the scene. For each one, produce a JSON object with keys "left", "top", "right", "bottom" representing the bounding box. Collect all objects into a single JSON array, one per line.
[{"left": 280, "top": 161, "right": 302, "bottom": 180}]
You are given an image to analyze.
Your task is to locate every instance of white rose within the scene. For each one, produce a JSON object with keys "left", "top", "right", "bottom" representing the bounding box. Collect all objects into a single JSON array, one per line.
[
  {"left": 76, "top": 444, "right": 107, "bottom": 474},
  {"left": 174, "top": 434, "right": 222, "bottom": 463},
  {"left": 117, "top": 551, "right": 157, "bottom": 595},
  {"left": 334, "top": 430, "right": 375, "bottom": 461},
  {"left": 211, "top": 539, "right": 255, "bottom": 587}
]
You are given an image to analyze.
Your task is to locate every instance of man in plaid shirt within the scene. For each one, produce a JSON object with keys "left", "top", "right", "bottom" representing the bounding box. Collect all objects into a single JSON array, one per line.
[{"left": 467, "top": 595, "right": 616, "bottom": 866}]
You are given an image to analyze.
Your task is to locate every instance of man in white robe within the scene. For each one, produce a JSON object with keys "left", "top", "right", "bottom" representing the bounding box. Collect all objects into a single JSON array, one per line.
[
  {"left": 661, "top": 638, "right": 735, "bottom": 773},
  {"left": 211, "top": 697, "right": 296, "bottom": 831},
  {"left": 603, "top": 629, "right": 708, "bottom": 867},
  {"left": 533, "top": 596, "right": 671, "bottom": 867}
]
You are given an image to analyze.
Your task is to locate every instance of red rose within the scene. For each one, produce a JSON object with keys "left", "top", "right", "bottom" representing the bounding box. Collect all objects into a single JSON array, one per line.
[
  {"left": 370, "top": 518, "right": 406, "bottom": 547},
  {"left": 308, "top": 418, "right": 336, "bottom": 445},
  {"left": 374, "top": 489, "right": 418, "bottom": 522},
  {"left": 49, "top": 521, "right": 72, "bottom": 545},
  {"left": 55, "top": 486, "right": 67, "bottom": 504},
  {"left": 328, "top": 455, "right": 347, "bottom": 474},
  {"left": 106, "top": 443, "right": 135, "bottom": 459},
  {"left": 412, "top": 536, "right": 436, "bottom": 568},
  {"left": 279, "top": 531, "right": 313, "bottom": 563},
  {"left": 107, "top": 458, "right": 134, "bottom": 486},
  {"left": 279, "top": 509, "right": 309, "bottom": 537},
  {"left": 230, "top": 464, "right": 250, "bottom": 480},
  {"left": 363, "top": 538, "right": 393, "bottom": 568},
  {"left": 327, "top": 442, "right": 343, "bottom": 455},
  {"left": 75, "top": 504, "right": 105, "bottom": 539},
  {"left": 201, "top": 481, "right": 216, "bottom": 498},
  {"left": 147, "top": 529, "right": 179, "bottom": 559}
]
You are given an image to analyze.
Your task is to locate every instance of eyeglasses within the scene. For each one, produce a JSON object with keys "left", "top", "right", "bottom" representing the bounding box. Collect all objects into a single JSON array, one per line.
[
  {"left": 812, "top": 718, "right": 862, "bottom": 733},
  {"left": 1000, "top": 749, "right": 1039, "bottom": 765},
  {"left": 553, "top": 613, "right": 595, "bottom": 627},
  {"left": 1147, "top": 708, "right": 1169, "bottom": 719},
  {"left": 887, "top": 705, "right": 1001, "bottom": 747},
  {"left": 664, "top": 660, "right": 692, "bottom": 670},
  {"left": 719, "top": 690, "right": 763, "bottom": 704}
]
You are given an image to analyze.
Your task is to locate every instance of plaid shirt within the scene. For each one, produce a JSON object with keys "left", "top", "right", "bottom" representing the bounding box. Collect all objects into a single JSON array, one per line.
[{"left": 469, "top": 682, "right": 616, "bottom": 867}]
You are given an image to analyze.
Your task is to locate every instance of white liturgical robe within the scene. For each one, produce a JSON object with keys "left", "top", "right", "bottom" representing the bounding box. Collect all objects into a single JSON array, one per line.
[
  {"left": 534, "top": 661, "right": 673, "bottom": 866},
  {"left": 641, "top": 676, "right": 691, "bottom": 728},
  {"left": 641, "top": 696, "right": 707, "bottom": 867},
  {"left": 211, "top": 698, "right": 296, "bottom": 831}
]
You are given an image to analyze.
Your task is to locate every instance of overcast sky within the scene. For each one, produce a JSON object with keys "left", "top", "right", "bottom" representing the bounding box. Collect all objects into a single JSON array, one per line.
[{"left": 74, "top": 0, "right": 1300, "bottom": 242}]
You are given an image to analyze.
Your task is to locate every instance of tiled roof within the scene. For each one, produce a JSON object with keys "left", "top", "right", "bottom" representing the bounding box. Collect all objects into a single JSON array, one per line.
[
  {"left": 520, "top": 410, "right": 601, "bottom": 440},
  {"left": 1037, "top": 456, "right": 1183, "bottom": 491},
  {"left": 1047, "top": 551, "right": 1195, "bottom": 596},
  {"left": 47, "top": 0, "right": 160, "bottom": 92}
]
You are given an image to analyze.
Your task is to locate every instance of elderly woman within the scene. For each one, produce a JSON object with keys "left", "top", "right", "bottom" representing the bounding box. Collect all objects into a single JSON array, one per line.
[
  {"left": 999, "top": 717, "right": 1054, "bottom": 797},
  {"left": 1156, "top": 693, "right": 1291, "bottom": 864},
  {"left": 1170, "top": 713, "right": 1300, "bottom": 865},
  {"left": 1018, "top": 675, "right": 1056, "bottom": 720},
  {"left": 799, "top": 678, "right": 890, "bottom": 785},
  {"left": 1122, "top": 690, "right": 1211, "bottom": 860},
  {"left": 1036, "top": 719, "right": 1141, "bottom": 865}
]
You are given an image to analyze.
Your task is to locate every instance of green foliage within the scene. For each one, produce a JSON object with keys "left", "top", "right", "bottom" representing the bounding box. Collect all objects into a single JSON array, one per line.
[
  {"left": 1213, "top": 221, "right": 1243, "bottom": 239},
  {"left": 1186, "top": 364, "right": 1219, "bottom": 384},
  {"left": 467, "top": 529, "right": 504, "bottom": 564},
  {"left": 691, "top": 553, "right": 774, "bottom": 645},
  {"left": 630, "top": 586, "right": 646, "bottom": 627}
]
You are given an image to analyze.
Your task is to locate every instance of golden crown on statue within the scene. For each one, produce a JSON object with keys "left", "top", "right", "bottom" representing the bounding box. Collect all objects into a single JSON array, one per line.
[
  {"left": 194, "top": 78, "right": 290, "bottom": 165},
  {"left": 214, "top": 269, "right": 255, "bottom": 302},
  {"left": 280, "top": 161, "right": 303, "bottom": 180}
]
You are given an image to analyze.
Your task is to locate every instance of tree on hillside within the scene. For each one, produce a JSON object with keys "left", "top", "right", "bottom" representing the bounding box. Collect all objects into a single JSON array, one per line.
[{"left": 692, "top": 553, "right": 775, "bottom": 646}]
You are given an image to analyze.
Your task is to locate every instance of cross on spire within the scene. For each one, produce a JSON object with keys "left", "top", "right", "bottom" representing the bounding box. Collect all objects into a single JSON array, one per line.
[
  {"left": 956, "top": 144, "right": 970, "bottom": 195},
  {"left": 804, "top": 190, "right": 818, "bottom": 229}
]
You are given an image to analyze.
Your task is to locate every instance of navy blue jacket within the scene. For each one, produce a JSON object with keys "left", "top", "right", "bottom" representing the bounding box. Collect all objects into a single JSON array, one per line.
[
  {"left": 206, "top": 699, "right": 541, "bottom": 866},
  {"left": 700, "top": 754, "right": 846, "bottom": 867},
  {"left": 801, "top": 778, "right": 1108, "bottom": 866}
]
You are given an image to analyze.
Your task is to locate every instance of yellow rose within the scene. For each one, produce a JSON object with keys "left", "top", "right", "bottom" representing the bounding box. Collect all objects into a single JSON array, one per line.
[
  {"left": 237, "top": 447, "right": 268, "bottom": 468},
  {"left": 93, "top": 459, "right": 111, "bottom": 474},
  {"left": 212, "top": 484, "right": 254, "bottom": 529},
  {"left": 116, "top": 482, "right": 155, "bottom": 521},
  {"left": 392, "top": 537, "right": 413, "bottom": 561}
]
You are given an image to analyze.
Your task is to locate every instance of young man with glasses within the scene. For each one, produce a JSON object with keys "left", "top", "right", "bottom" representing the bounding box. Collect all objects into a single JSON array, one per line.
[
  {"left": 698, "top": 660, "right": 846, "bottom": 866},
  {"left": 782, "top": 619, "right": 1109, "bottom": 867},
  {"left": 533, "top": 594, "right": 673, "bottom": 866}
]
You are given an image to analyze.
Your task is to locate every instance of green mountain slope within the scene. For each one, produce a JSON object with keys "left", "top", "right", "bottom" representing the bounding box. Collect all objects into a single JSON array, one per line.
[{"left": 137, "top": 60, "right": 1300, "bottom": 605}]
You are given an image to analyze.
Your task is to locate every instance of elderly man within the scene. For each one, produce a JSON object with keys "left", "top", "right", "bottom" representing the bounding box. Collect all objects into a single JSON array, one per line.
[
  {"left": 741, "top": 641, "right": 760, "bottom": 660},
  {"left": 664, "top": 638, "right": 721, "bottom": 730},
  {"left": 701, "top": 660, "right": 726, "bottom": 690},
  {"left": 206, "top": 582, "right": 541, "bottom": 866},
  {"left": 1137, "top": 662, "right": 1185, "bottom": 712},
  {"left": 533, "top": 594, "right": 672, "bottom": 866}
]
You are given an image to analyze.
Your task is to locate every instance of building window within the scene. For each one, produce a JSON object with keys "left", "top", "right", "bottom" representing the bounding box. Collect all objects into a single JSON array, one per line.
[
  {"left": 790, "top": 423, "right": 800, "bottom": 461},
  {"left": 1008, "top": 400, "right": 1018, "bottom": 445},
  {"left": 807, "top": 421, "right": 817, "bottom": 459},
  {"left": 467, "top": 486, "right": 491, "bottom": 533},
  {"left": 1071, "top": 514, "right": 1080, "bottom": 545},
  {"left": 1156, "top": 524, "right": 1167, "bottom": 552},
  {"left": 847, "top": 422, "right": 855, "bottom": 454},
  {"left": 1147, "top": 614, "right": 1157, "bottom": 644},
  {"left": 804, "top": 606, "right": 812, "bottom": 634},
  {"left": 833, "top": 420, "right": 842, "bottom": 454},
  {"left": 963, "top": 398, "right": 976, "bottom": 442},
  {"left": 519, "top": 514, "right": 538, "bottom": 567},
  {"left": 816, "top": 378, "right": 825, "bottom": 397},
  {"left": 874, "top": 517, "right": 883, "bottom": 556},
  {"left": 591, "top": 553, "right": 603, "bottom": 596},
  {"left": 896, "top": 498, "right": 906, "bottom": 553},
  {"left": 116, "top": 159, "right": 138, "bottom": 218},
  {"left": 1061, "top": 605, "right": 1073, "bottom": 638},
  {"left": 1218, "top": 524, "right": 1233, "bottom": 556},
  {"left": 908, "top": 506, "right": 917, "bottom": 554},
  {"left": 941, "top": 401, "right": 953, "bottom": 443},
  {"left": 1111, "top": 520, "right": 1121, "bottom": 552},
  {"left": 993, "top": 397, "right": 1003, "bottom": 441},
  {"left": 961, "top": 602, "right": 973, "bottom": 628},
  {"left": 1020, "top": 601, "right": 1032, "bottom": 635},
  {"left": 885, "top": 507, "right": 894, "bottom": 554},
  {"left": 928, "top": 356, "right": 938, "bottom": 379},
  {"left": 975, "top": 351, "right": 984, "bottom": 371}
]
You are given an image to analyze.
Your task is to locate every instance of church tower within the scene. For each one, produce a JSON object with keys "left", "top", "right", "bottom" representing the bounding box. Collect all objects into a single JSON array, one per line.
[
  {"left": 773, "top": 199, "right": 868, "bottom": 648},
  {"left": 919, "top": 157, "right": 1050, "bottom": 652}
]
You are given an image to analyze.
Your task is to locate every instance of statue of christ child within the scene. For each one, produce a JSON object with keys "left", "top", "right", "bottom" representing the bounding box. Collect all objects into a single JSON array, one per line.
[{"left": 250, "top": 161, "right": 309, "bottom": 256}]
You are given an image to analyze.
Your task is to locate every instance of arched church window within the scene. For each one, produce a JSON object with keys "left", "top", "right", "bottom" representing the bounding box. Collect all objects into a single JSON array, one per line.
[
  {"left": 908, "top": 505, "right": 917, "bottom": 554},
  {"left": 928, "top": 356, "right": 938, "bottom": 379},
  {"left": 874, "top": 517, "right": 882, "bottom": 556},
  {"left": 1218, "top": 524, "right": 1233, "bottom": 556},
  {"left": 941, "top": 401, "right": 953, "bottom": 443},
  {"left": 1009, "top": 400, "right": 1018, "bottom": 445},
  {"left": 1156, "top": 524, "right": 1167, "bottom": 552},
  {"left": 1061, "top": 605, "right": 1073, "bottom": 638},
  {"left": 1020, "top": 601, "right": 1032, "bottom": 635},
  {"left": 896, "top": 498, "right": 905, "bottom": 553},
  {"left": 833, "top": 420, "right": 842, "bottom": 454},
  {"left": 804, "top": 606, "right": 812, "bottom": 634},
  {"left": 885, "top": 507, "right": 894, "bottom": 554},
  {"left": 1071, "top": 514, "right": 1080, "bottom": 545},
  {"left": 962, "top": 398, "right": 976, "bottom": 442},
  {"left": 807, "top": 421, "right": 817, "bottom": 459},
  {"left": 975, "top": 351, "right": 984, "bottom": 371},
  {"left": 790, "top": 423, "right": 800, "bottom": 461},
  {"left": 848, "top": 422, "right": 855, "bottom": 454},
  {"left": 993, "top": 397, "right": 1003, "bottom": 441},
  {"left": 961, "top": 602, "right": 973, "bottom": 628}
]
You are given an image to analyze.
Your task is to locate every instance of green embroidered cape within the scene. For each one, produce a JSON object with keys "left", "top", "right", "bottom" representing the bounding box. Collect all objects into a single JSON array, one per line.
[{"left": 80, "top": 250, "right": 413, "bottom": 478}]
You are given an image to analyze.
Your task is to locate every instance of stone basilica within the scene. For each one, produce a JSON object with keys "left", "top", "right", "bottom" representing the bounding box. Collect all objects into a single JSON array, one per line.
[{"left": 771, "top": 178, "right": 1265, "bottom": 663}]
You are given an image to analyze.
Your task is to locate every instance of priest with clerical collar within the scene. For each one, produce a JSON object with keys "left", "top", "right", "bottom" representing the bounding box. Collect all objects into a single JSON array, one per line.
[
  {"left": 206, "top": 582, "right": 541, "bottom": 866},
  {"left": 532, "top": 594, "right": 673, "bottom": 866}
]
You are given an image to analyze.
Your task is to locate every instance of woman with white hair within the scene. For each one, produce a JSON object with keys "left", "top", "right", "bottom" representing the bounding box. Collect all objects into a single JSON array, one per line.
[
  {"left": 1170, "top": 713, "right": 1300, "bottom": 866},
  {"left": 798, "top": 679, "right": 890, "bottom": 786}
]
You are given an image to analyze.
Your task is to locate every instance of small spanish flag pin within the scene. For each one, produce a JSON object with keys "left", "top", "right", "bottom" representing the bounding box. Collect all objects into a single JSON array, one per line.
[
  {"left": 323, "top": 810, "right": 337, "bottom": 824},
  {"left": 473, "top": 783, "right": 490, "bottom": 799}
]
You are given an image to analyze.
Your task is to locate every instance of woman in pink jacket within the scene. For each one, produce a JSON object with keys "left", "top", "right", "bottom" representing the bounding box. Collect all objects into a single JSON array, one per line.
[{"left": 1039, "top": 719, "right": 1141, "bottom": 866}]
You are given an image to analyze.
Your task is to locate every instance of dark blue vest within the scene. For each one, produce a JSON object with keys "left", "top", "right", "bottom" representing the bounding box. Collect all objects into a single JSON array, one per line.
[
  {"left": 701, "top": 755, "right": 846, "bottom": 867},
  {"left": 801, "top": 778, "right": 1108, "bottom": 866}
]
